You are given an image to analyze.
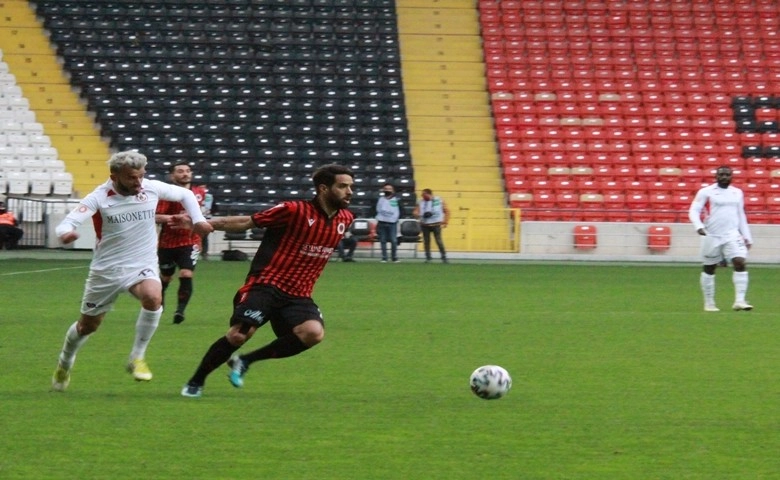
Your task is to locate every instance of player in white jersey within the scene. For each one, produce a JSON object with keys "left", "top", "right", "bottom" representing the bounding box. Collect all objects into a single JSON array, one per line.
[
  {"left": 51, "top": 151, "right": 213, "bottom": 391},
  {"left": 688, "top": 166, "right": 754, "bottom": 312}
]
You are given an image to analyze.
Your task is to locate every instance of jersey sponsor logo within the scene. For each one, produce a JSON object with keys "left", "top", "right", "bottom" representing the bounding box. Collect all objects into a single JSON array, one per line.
[
  {"left": 300, "top": 243, "right": 335, "bottom": 258},
  {"left": 105, "top": 208, "right": 156, "bottom": 224}
]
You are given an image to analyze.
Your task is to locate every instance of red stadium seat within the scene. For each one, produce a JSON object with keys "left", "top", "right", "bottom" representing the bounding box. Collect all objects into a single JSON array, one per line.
[
  {"left": 600, "top": 190, "right": 628, "bottom": 220},
  {"left": 526, "top": 165, "right": 548, "bottom": 179},
  {"left": 647, "top": 225, "right": 672, "bottom": 251},
  {"left": 623, "top": 180, "right": 646, "bottom": 194},
  {"left": 553, "top": 179, "right": 577, "bottom": 194},
  {"left": 626, "top": 192, "right": 650, "bottom": 210},
  {"left": 672, "top": 193, "right": 694, "bottom": 211},
  {"left": 744, "top": 195, "right": 766, "bottom": 212},
  {"left": 532, "top": 179, "right": 554, "bottom": 194},
  {"left": 503, "top": 165, "right": 526, "bottom": 178},
  {"left": 573, "top": 224, "right": 597, "bottom": 249},
  {"left": 603, "top": 192, "right": 625, "bottom": 208},
  {"left": 556, "top": 193, "right": 579, "bottom": 209},
  {"left": 766, "top": 194, "right": 780, "bottom": 212},
  {"left": 599, "top": 180, "right": 623, "bottom": 195},
  {"left": 534, "top": 193, "right": 556, "bottom": 209},
  {"left": 646, "top": 180, "right": 672, "bottom": 193}
]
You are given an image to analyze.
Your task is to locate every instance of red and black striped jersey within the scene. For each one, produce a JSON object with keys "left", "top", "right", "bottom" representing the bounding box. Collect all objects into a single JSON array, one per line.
[
  {"left": 241, "top": 199, "right": 354, "bottom": 297},
  {"left": 157, "top": 185, "right": 207, "bottom": 249}
]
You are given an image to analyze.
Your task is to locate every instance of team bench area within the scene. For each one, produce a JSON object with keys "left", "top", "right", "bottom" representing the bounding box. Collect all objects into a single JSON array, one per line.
[{"left": 214, "top": 218, "right": 422, "bottom": 260}]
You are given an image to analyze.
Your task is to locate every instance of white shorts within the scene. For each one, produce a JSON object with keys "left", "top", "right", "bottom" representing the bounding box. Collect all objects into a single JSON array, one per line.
[
  {"left": 699, "top": 234, "right": 748, "bottom": 265},
  {"left": 80, "top": 265, "right": 161, "bottom": 316}
]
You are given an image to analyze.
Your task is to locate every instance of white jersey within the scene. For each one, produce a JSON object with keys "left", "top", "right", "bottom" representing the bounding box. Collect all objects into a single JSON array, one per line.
[
  {"left": 56, "top": 178, "right": 207, "bottom": 270},
  {"left": 688, "top": 183, "right": 753, "bottom": 244}
]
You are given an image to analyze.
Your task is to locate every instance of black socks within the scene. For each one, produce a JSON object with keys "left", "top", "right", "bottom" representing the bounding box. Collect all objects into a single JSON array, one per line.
[
  {"left": 241, "top": 334, "right": 309, "bottom": 366},
  {"left": 188, "top": 336, "right": 238, "bottom": 386}
]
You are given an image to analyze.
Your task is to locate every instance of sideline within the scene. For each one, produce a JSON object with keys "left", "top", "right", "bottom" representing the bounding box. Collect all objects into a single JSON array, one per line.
[
  {"left": 0, "top": 265, "right": 88, "bottom": 276},
  {"left": 0, "top": 249, "right": 92, "bottom": 276}
]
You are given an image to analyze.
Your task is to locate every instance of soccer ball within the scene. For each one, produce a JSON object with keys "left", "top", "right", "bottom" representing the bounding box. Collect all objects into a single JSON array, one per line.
[{"left": 469, "top": 365, "right": 512, "bottom": 400}]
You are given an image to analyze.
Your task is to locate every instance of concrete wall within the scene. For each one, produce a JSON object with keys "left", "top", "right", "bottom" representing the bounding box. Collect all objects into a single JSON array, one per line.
[
  {"left": 207, "top": 221, "right": 780, "bottom": 264},
  {"left": 19, "top": 193, "right": 776, "bottom": 264},
  {"left": 516, "top": 221, "right": 780, "bottom": 264}
]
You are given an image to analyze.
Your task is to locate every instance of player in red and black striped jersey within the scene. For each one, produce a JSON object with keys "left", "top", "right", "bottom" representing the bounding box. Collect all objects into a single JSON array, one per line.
[
  {"left": 155, "top": 162, "right": 207, "bottom": 325},
  {"left": 181, "top": 164, "right": 355, "bottom": 397}
]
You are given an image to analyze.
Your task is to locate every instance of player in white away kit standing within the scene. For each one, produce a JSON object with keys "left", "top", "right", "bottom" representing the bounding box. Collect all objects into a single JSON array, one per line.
[
  {"left": 688, "top": 166, "right": 754, "bottom": 312},
  {"left": 51, "top": 151, "right": 213, "bottom": 391}
]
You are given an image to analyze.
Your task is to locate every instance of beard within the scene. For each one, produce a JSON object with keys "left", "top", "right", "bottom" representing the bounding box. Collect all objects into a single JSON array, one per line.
[{"left": 114, "top": 181, "right": 140, "bottom": 196}]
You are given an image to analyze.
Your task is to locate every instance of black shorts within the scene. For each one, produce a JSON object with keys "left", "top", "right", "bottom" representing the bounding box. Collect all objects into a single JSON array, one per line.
[
  {"left": 158, "top": 245, "right": 200, "bottom": 275},
  {"left": 230, "top": 285, "right": 323, "bottom": 337}
]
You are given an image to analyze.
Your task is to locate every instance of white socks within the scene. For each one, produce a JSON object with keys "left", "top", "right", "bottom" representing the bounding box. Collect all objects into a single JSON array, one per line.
[
  {"left": 58, "top": 322, "right": 90, "bottom": 370},
  {"left": 733, "top": 271, "right": 749, "bottom": 303},
  {"left": 58, "top": 306, "right": 163, "bottom": 370},
  {"left": 700, "top": 272, "right": 716, "bottom": 307},
  {"left": 129, "top": 307, "right": 162, "bottom": 361},
  {"left": 701, "top": 271, "right": 750, "bottom": 306}
]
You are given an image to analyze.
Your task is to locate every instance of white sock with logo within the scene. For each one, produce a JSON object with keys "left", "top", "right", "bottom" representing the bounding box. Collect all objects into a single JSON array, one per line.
[
  {"left": 129, "top": 307, "right": 162, "bottom": 361},
  {"left": 58, "top": 321, "right": 89, "bottom": 370}
]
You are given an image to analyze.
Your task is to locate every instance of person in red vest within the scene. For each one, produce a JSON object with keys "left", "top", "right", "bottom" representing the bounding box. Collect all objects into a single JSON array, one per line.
[{"left": 0, "top": 201, "right": 23, "bottom": 249}]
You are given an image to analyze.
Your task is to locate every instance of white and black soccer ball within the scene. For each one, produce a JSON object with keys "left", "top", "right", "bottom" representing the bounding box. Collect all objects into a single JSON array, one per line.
[{"left": 469, "top": 365, "right": 512, "bottom": 400}]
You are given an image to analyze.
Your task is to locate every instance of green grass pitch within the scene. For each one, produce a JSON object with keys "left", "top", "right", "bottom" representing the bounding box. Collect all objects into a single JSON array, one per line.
[{"left": 1, "top": 257, "right": 779, "bottom": 479}]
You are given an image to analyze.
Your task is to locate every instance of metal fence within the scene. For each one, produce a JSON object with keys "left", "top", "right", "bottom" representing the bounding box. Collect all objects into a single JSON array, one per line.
[{"left": 5, "top": 196, "right": 79, "bottom": 248}]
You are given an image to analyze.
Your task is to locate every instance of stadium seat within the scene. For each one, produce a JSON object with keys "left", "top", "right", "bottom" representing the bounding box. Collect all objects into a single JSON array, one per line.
[
  {"left": 398, "top": 219, "right": 421, "bottom": 245},
  {"left": 623, "top": 180, "right": 646, "bottom": 194},
  {"left": 580, "top": 193, "right": 606, "bottom": 222},
  {"left": 576, "top": 179, "right": 599, "bottom": 194},
  {"left": 556, "top": 193, "right": 579, "bottom": 209},
  {"left": 29, "top": 171, "right": 52, "bottom": 196},
  {"left": 506, "top": 176, "right": 528, "bottom": 192},
  {"left": 744, "top": 195, "right": 766, "bottom": 213},
  {"left": 553, "top": 179, "right": 576, "bottom": 194},
  {"left": 573, "top": 224, "right": 597, "bottom": 250},
  {"left": 509, "top": 192, "right": 533, "bottom": 210},
  {"left": 6, "top": 171, "right": 29, "bottom": 195}
]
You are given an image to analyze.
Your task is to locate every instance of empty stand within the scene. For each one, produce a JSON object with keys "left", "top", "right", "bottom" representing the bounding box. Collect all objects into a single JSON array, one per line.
[
  {"left": 482, "top": 0, "right": 780, "bottom": 223},
  {"left": 0, "top": 65, "right": 74, "bottom": 198},
  {"left": 36, "top": 0, "right": 413, "bottom": 207}
]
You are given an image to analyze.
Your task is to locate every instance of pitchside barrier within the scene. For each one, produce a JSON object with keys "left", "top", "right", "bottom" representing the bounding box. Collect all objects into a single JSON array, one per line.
[{"left": 5, "top": 196, "right": 780, "bottom": 263}]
